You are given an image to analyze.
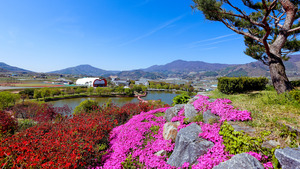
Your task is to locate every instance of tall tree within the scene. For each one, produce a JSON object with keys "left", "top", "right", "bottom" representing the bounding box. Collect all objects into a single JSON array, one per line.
[{"left": 192, "top": 0, "right": 300, "bottom": 93}]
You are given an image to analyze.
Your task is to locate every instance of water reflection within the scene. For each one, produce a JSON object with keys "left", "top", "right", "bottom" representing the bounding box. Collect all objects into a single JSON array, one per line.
[{"left": 49, "top": 91, "right": 179, "bottom": 111}]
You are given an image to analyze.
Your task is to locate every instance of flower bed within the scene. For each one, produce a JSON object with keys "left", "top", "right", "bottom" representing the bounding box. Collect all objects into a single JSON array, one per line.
[
  {"left": 100, "top": 95, "right": 273, "bottom": 169},
  {"left": 0, "top": 102, "right": 166, "bottom": 168}
]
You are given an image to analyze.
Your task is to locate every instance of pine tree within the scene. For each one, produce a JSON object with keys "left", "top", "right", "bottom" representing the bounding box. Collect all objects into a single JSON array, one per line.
[{"left": 192, "top": 0, "right": 300, "bottom": 93}]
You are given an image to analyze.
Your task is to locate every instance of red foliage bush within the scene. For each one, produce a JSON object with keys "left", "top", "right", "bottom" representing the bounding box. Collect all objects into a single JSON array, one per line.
[
  {"left": 13, "top": 102, "right": 72, "bottom": 123},
  {"left": 0, "top": 112, "right": 115, "bottom": 168},
  {"left": 0, "top": 111, "right": 18, "bottom": 137},
  {"left": 0, "top": 102, "right": 168, "bottom": 168}
]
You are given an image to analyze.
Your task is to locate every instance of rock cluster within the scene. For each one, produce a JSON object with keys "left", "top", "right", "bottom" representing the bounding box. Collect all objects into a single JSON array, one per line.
[{"left": 162, "top": 95, "right": 300, "bottom": 169}]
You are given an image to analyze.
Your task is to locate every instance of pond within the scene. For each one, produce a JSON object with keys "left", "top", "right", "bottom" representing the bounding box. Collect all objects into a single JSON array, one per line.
[{"left": 49, "top": 91, "right": 180, "bottom": 111}]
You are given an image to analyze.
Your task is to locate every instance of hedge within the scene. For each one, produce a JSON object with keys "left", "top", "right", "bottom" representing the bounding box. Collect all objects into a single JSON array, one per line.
[
  {"left": 291, "top": 80, "right": 300, "bottom": 87},
  {"left": 217, "top": 77, "right": 268, "bottom": 94}
]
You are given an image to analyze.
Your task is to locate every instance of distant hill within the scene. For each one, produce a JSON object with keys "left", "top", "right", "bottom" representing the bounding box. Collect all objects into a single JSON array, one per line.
[
  {"left": 219, "top": 54, "right": 300, "bottom": 77},
  {"left": 117, "top": 70, "right": 167, "bottom": 80},
  {"left": 143, "top": 60, "right": 232, "bottom": 73},
  {"left": 42, "top": 54, "right": 300, "bottom": 79},
  {"left": 0, "top": 62, "right": 32, "bottom": 73},
  {"left": 48, "top": 64, "right": 120, "bottom": 76},
  {"left": 0, "top": 68, "right": 8, "bottom": 72}
]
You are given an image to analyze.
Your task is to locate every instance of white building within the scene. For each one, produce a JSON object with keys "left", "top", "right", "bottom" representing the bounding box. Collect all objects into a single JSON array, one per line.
[
  {"left": 135, "top": 79, "right": 149, "bottom": 86},
  {"left": 76, "top": 78, "right": 107, "bottom": 87}
]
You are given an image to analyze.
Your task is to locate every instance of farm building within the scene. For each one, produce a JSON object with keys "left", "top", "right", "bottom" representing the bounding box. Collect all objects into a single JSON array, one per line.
[{"left": 76, "top": 78, "right": 107, "bottom": 87}]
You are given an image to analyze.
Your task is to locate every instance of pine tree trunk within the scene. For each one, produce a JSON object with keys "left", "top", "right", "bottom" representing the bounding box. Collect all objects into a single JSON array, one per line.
[{"left": 268, "top": 55, "right": 293, "bottom": 94}]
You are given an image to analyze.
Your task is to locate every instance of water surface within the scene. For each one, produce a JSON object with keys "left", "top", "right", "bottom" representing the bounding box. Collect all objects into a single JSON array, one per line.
[{"left": 49, "top": 91, "right": 179, "bottom": 111}]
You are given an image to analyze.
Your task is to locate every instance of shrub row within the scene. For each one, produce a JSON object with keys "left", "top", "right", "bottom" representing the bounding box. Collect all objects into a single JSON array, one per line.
[
  {"left": 217, "top": 77, "right": 268, "bottom": 94},
  {"left": 291, "top": 80, "right": 300, "bottom": 87}
]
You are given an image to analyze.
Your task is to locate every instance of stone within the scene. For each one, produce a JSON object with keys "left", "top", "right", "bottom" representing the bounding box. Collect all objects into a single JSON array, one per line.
[
  {"left": 163, "top": 121, "right": 180, "bottom": 142},
  {"left": 188, "top": 96, "right": 200, "bottom": 104},
  {"left": 208, "top": 98, "right": 217, "bottom": 103},
  {"left": 203, "top": 110, "right": 220, "bottom": 124},
  {"left": 167, "top": 123, "right": 214, "bottom": 167},
  {"left": 197, "top": 92, "right": 210, "bottom": 96},
  {"left": 184, "top": 104, "right": 198, "bottom": 122},
  {"left": 275, "top": 147, "right": 300, "bottom": 169},
  {"left": 262, "top": 140, "right": 280, "bottom": 149},
  {"left": 277, "top": 122, "right": 300, "bottom": 139},
  {"left": 164, "top": 104, "right": 185, "bottom": 122},
  {"left": 228, "top": 122, "right": 256, "bottom": 134},
  {"left": 154, "top": 150, "right": 167, "bottom": 156},
  {"left": 213, "top": 153, "right": 264, "bottom": 169}
]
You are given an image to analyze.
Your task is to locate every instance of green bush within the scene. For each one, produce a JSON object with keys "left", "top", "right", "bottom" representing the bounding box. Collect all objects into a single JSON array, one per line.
[
  {"left": 291, "top": 80, "right": 300, "bottom": 87},
  {"left": 18, "top": 119, "right": 36, "bottom": 131},
  {"left": 289, "top": 90, "right": 300, "bottom": 102},
  {"left": 0, "top": 91, "right": 20, "bottom": 110},
  {"left": 74, "top": 100, "right": 99, "bottom": 115},
  {"left": 172, "top": 93, "right": 191, "bottom": 105},
  {"left": 217, "top": 77, "right": 268, "bottom": 94}
]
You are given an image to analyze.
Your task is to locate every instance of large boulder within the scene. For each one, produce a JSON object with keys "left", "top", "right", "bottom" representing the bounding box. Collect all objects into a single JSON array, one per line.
[
  {"left": 188, "top": 96, "right": 200, "bottom": 104},
  {"left": 165, "top": 104, "right": 185, "bottom": 122},
  {"left": 163, "top": 121, "right": 180, "bottom": 142},
  {"left": 203, "top": 110, "right": 220, "bottom": 124},
  {"left": 184, "top": 104, "right": 198, "bottom": 122},
  {"left": 167, "top": 123, "right": 214, "bottom": 167},
  {"left": 213, "top": 153, "right": 264, "bottom": 169},
  {"left": 275, "top": 147, "right": 300, "bottom": 169}
]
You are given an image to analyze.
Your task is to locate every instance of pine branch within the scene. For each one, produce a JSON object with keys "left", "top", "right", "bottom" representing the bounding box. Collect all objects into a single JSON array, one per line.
[
  {"left": 287, "top": 26, "right": 300, "bottom": 33},
  {"left": 220, "top": 18, "right": 263, "bottom": 43}
]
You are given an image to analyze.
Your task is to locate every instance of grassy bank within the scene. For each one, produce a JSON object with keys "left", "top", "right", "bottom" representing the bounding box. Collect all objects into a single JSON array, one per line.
[{"left": 209, "top": 87, "right": 300, "bottom": 147}]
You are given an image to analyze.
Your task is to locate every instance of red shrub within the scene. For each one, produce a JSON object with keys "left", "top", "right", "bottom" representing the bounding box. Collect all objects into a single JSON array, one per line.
[
  {"left": 0, "top": 111, "right": 115, "bottom": 168},
  {"left": 0, "top": 111, "right": 18, "bottom": 137},
  {"left": 0, "top": 102, "right": 168, "bottom": 168}
]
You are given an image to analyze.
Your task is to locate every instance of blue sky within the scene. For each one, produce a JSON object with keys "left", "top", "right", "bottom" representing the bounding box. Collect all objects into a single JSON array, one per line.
[{"left": 0, "top": 0, "right": 257, "bottom": 72}]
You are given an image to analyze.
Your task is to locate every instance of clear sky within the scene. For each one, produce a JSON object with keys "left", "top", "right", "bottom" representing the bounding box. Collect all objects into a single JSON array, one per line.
[{"left": 0, "top": 0, "right": 258, "bottom": 72}]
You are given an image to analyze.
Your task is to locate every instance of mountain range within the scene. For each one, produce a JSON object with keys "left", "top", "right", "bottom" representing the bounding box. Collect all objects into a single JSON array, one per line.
[
  {"left": 48, "top": 64, "right": 119, "bottom": 76},
  {"left": 1, "top": 54, "right": 299, "bottom": 79},
  {"left": 0, "top": 62, "right": 32, "bottom": 73}
]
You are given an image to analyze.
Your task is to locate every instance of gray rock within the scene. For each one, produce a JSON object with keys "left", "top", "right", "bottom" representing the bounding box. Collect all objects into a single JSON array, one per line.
[
  {"left": 165, "top": 104, "right": 185, "bottom": 122},
  {"left": 184, "top": 104, "right": 198, "bottom": 122},
  {"left": 213, "top": 153, "right": 264, "bottom": 169},
  {"left": 188, "top": 96, "right": 200, "bottom": 104},
  {"left": 197, "top": 92, "right": 210, "bottom": 96},
  {"left": 167, "top": 123, "right": 214, "bottom": 167},
  {"left": 262, "top": 140, "right": 280, "bottom": 149},
  {"left": 208, "top": 98, "right": 217, "bottom": 103},
  {"left": 203, "top": 110, "right": 220, "bottom": 124},
  {"left": 275, "top": 147, "right": 300, "bottom": 169},
  {"left": 228, "top": 122, "right": 256, "bottom": 134}
]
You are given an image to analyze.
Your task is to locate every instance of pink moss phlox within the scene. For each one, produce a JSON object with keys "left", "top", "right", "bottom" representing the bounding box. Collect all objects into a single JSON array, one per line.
[
  {"left": 263, "top": 162, "right": 274, "bottom": 169},
  {"left": 170, "top": 108, "right": 188, "bottom": 131},
  {"left": 193, "top": 95, "right": 210, "bottom": 113},
  {"left": 102, "top": 107, "right": 174, "bottom": 169},
  {"left": 208, "top": 99, "right": 252, "bottom": 122},
  {"left": 181, "top": 162, "right": 190, "bottom": 168},
  {"left": 246, "top": 151, "right": 262, "bottom": 161},
  {"left": 246, "top": 152, "right": 273, "bottom": 169},
  {"left": 191, "top": 122, "right": 229, "bottom": 169}
]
